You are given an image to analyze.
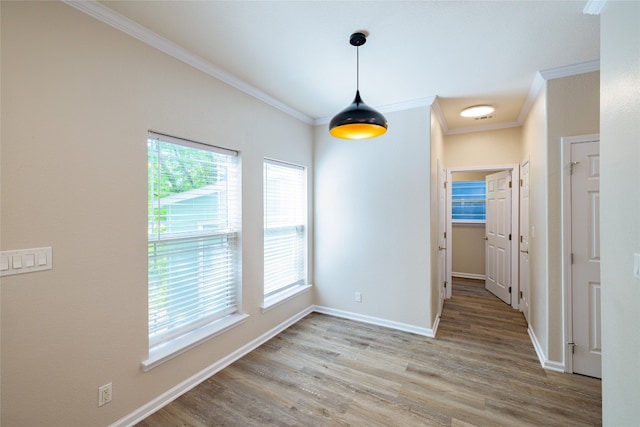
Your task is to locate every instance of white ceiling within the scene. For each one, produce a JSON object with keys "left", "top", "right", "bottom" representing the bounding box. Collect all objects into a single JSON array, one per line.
[{"left": 88, "top": 1, "right": 600, "bottom": 133}]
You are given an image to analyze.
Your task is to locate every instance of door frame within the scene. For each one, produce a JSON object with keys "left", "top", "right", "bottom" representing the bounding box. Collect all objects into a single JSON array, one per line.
[
  {"left": 446, "top": 164, "right": 520, "bottom": 310},
  {"left": 437, "top": 159, "right": 447, "bottom": 319},
  {"left": 561, "top": 133, "right": 600, "bottom": 373},
  {"left": 519, "top": 158, "right": 531, "bottom": 323}
]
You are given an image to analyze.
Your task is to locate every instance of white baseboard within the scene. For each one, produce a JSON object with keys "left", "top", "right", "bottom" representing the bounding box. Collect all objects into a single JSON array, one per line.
[
  {"left": 114, "top": 305, "right": 440, "bottom": 426},
  {"left": 452, "top": 272, "right": 486, "bottom": 281},
  {"left": 431, "top": 314, "right": 441, "bottom": 336},
  {"left": 527, "top": 326, "right": 565, "bottom": 373},
  {"left": 111, "top": 306, "right": 314, "bottom": 427},
  {"left": 313, "top": 305, "right": 436, "bottom": 338}
]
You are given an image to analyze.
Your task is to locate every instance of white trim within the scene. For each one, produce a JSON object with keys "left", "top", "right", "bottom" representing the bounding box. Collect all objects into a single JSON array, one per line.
[
  {"left": 528, "top": 326, "right": 565, "bottom": 373},
  {"left": 519, "top": 157, "right": 531, "bottom": 324},
  {"left": 431, "top": 96, "right": 448, "bottom": 134},
  {"left": 446, "top": 120, "right": 521, "bottom": 136},
  {"left": 518, "top": 60, "right": 600, "bottom": 125},
  {"left": 431, "top": 315, "right": 441, "bottom": 336},
  {"left": 528, "top": 325, "right": 546, "bottom": 368},
  {"left": 583, "top": 0, "right": 607, "bottom": 15},
  {"left": 61, "top": 0, "right": 313, "bottom": 125},
  {"left": 113, "top": 306, "right": 314, "bottom": 427},
  {"left": 446, "top": 164, "right": 520, "bottom": 310},
  {"left": 378, "top": 96, "right": 436, "bottom": 114},
  {"left": 543, "top": 359, "right": 566, "bottom": 373},
  {"left": 114, "top": 305, "right": 435, "bottom": 426},
  {"left": 561, "top": 133, "right": 600, "bottom": 374},
  {"left": 439, "top": 60, "right": 601, "bottom": 136},
  {"left": 61, "top": 0, "right": 602, "bottom": 134},
  {"left": 313, "top": 306, "right": 436, "bottom": 338},
  {"left": 261, "top": 283, "right": 312, "bottom": 313},
  {"left": 539, "top": 59, "right": 601, "bottom": 81},
  {"left": 313, "top": 96, "right": 436, "bottom": 126},
  {"left": 452, "top": 272, "right": 486, "bottom": 281},
  {"left": 141, "top": 313, "right": 249, "bottom": 372},
  {"left": 518, "top": 72, "right": 546, "bottom": 124}
]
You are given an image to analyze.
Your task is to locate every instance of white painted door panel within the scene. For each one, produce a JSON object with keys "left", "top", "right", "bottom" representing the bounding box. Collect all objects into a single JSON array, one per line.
[
  {"left": 571, "top": 140, "right": 601, "bottom": 378},
  {"left": 485, "top": 170, "right": 512, "bottom": 305}
]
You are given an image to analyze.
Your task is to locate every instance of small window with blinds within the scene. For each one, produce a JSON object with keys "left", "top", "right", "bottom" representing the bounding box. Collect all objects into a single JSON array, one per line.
[
  {"left": 263, "top": 159, "right": 307, "bottom": 300},
  {"left": 147, "top": 132, "right": 241, "bottom": 362},
  {"left": 452, "top": 180, "right": 486, "bottom": 222}
]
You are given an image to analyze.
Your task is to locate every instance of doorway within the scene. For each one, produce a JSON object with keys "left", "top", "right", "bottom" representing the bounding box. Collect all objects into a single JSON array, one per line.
[{"left": 446, "top": 164, "right": 520, "bottom": 310}]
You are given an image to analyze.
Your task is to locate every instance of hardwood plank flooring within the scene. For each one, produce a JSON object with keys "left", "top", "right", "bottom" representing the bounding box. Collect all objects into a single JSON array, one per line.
[{"left": 136, "top": 279, "right": 601, "bottom": 426}]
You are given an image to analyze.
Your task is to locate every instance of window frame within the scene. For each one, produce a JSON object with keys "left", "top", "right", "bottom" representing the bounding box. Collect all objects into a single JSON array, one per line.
[
  {"left": 262, "top": 158, "right": 310, "bottom": 311},
  {"left": 451, "top": 180, "right": 487, "bottom": 224},
  {"left": 143, "top": 131, "right": 246, "bottom": 371}
]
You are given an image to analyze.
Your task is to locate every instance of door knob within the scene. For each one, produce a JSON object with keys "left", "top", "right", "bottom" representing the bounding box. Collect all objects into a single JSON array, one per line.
[{"left": 520, "top": 249, "right": 529, "bottom": 254}]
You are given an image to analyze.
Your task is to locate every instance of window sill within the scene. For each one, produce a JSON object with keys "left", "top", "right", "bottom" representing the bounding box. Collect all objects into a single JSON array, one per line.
[
  {"left": 261, "top": 283, "right": 312, "bottom": 313},
  {"left": 141, "top": 313, "right": 250, "bottom": 372},
  {"left": 452, "top": 220, "right": 486, "bottom": 225}
]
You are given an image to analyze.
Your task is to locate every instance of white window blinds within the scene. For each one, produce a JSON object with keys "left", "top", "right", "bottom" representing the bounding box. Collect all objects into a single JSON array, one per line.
[
  {"left": 263, "top": 159, "right": 306, "bottom": 297},
  {"left": 147, "top": 132, "right": 240, "bottom": 348},
  {"left": 452, "top": 180, "right": 486, "bottom": 222}
]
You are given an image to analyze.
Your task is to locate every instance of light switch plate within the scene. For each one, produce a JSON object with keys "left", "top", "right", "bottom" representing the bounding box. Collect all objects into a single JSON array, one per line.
[{"left": 0, "top": 247, "right": 52, "bottom": 276}]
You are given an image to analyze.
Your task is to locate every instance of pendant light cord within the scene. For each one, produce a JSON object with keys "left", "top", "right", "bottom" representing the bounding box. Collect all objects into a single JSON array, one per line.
[{"left": 356, "top": 46, "right": 360, "bottom": 92}]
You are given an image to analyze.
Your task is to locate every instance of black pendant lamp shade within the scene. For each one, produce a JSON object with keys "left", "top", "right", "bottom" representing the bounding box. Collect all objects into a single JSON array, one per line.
[{"left": 329, "top": 32, "right": 388, "bottom": 140}]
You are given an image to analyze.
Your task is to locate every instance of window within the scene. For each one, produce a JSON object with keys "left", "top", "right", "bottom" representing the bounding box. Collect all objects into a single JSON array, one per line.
[
  {"left": 263, "top": 159, "right": 307, "bottom": 302},
  {"left": 452, "top": 180, "right": 486, "bottom": 222},
  {"left": 146, "top": 132, "right": 241, "bottom": 368}
]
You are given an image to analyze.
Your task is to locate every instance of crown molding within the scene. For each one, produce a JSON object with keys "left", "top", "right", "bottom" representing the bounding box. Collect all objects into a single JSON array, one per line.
[
  {"left": 583, "top": 0, "right": 607, "bottom": 15},
  {"left": 446, "top": 121, "right": 521, "bottom": 136},
  {"left": 312, "top": 96, "right": 436, "bottom": 126},
  {"left": 517, "top": 71, "right": 546, "bottom": 124},
  {"left": 62, "top": 0, "right": 314, "bottom": 125},
  {"left": 517, "top": 59, "right": 600, "bottom": 124},
  {"left": 538, "top": 59, "right": 600, "bottom": 80},
  {"left": 431, "top": 96, "right": 449, "bottom": 134},
  {"left": 61, "top": 1, "right": 602, "bottom": 135}
]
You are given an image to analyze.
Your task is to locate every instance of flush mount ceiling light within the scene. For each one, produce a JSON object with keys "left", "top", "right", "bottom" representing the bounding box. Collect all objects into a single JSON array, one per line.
[
  {"left": 460, "top": 105, "right": 495, "bottom": 118},
  {"left": 329, "top": 32, "right": 388, "bottom": 140}
]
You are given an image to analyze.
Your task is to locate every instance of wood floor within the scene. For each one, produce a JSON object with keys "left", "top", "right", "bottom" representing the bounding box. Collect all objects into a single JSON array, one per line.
[{"left": 136, "top": 279, "right": 601, "bottom": 426}]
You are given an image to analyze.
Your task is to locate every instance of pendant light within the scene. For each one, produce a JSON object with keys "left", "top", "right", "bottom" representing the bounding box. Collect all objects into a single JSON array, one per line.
[{"left": 329, "top": 32, "right": 388, "bottom": 140}]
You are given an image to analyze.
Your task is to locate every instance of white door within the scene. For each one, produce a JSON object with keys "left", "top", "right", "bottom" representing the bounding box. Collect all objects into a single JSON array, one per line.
[
  {"left": 437, "top": 160, "right": 447, "bottom": 315},
  {"left": 485, "top": 170, "right": 512, "bottom": 305},
  {"left": 571, "top": 140, "right": 601, "bottom": 378},
  {"left": 519, "top": 160, "right": 530, "bottom": 323}
]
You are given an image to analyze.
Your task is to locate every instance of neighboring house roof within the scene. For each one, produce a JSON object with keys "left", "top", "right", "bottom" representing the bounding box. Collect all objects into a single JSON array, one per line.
[{"left": 152, "top": 184, "right": 224, "bottom": 208}]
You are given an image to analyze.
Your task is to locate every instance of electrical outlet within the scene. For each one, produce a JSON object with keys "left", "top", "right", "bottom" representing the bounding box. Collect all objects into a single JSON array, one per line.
[
  {"left": 98, "top": 383, "right": 112, "bottom": 407},
  {"left": 355, "top": 292, "right": 362, "bottom": 303}
]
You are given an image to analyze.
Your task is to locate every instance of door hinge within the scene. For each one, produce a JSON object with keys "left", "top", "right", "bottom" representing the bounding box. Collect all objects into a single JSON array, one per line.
[
  {"left": 444, "top": 231, "right": 447, "bottom": 239},
  {"left": 509, "top": 286, "right": 512, "bottom": 294},
  {"left": 569, "top": 161, "right": 580, "bottom": 175},
  {"left": 444, "top": 281, "right": 447, "bottom": 289},
  {"left": 570, "top": 253, "right": 574, "bottom": 264},
  {"left": 520, "top": 179, "right": 523, "bottom": 187},
  {"left": 519, "top": 290, "right": 523, "bottom": 299},
  {"left": 520, "top": 235, "right": 523, "bottom": 243},
  {"left": 568, "top": 342, "right": 576, "bottom": 354},
  {"left": 509, "top": 181, "right": 512, "bottom": 188},
  {"left": 444, "top": 181, "right": 447, "bottom": 189},
  {"left": 509, "top": 234, "right": 512, "bottom": 241}
]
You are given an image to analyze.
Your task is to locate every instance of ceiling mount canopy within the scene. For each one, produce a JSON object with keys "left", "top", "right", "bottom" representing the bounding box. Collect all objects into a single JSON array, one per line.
[{"left": 329, "top": 32, "right": 388, "bottom": 140}]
